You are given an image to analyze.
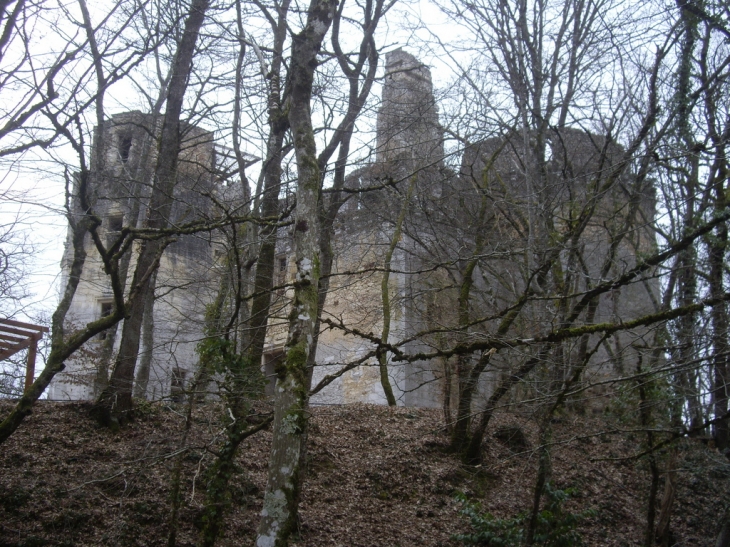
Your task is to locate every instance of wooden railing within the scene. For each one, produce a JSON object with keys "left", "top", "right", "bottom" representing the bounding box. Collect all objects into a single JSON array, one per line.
[{"left": 0, "top": 318, "right": 49, "bottom": 391}]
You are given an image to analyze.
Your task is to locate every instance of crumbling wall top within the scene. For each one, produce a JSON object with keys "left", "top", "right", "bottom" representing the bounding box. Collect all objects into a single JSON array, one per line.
[{"left": 384, "top": 48, "right": 432, "bottom": 85}]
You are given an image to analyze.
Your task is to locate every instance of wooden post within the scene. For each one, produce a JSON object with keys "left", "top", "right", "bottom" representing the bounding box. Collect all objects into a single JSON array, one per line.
[{"left": 24, "top": 335, "right": 38, "bottom": 392}]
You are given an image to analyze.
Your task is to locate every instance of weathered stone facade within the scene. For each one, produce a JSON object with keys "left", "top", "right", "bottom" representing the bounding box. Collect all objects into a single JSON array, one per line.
[
  {"left": 49, "top": 49, "right": 658, "bottom": 411},
  {"left": 265, "top": 49, "right": 450, "bottom": 407},
  {"left": 456, "top": 129, "right": 660, "bottom": 408},
  {"left": 48, "top": 112, "right": 224, "bottom": 401}
]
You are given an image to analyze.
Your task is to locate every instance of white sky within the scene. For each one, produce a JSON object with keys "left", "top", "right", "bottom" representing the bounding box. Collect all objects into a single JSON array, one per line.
[
  {"left": 0, "top": 0, "right": 669, "bottom": 325},
  {"left": 0, "top": 0, "right": 456, "bottom": 325}
]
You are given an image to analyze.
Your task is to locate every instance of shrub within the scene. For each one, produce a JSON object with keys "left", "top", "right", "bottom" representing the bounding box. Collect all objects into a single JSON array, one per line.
[{"left": 454, "top": 483, "right": 595, "bottom": 546}]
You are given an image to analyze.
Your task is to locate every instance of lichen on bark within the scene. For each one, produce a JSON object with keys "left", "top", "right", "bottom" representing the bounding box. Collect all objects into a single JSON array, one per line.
[{"left": 255, "top": 0, "right": 336, "bottom": 543}]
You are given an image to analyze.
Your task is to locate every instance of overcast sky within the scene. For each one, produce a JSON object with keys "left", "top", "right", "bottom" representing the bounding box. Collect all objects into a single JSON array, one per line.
[{"left": 0, "top": 0, "right": 459, "bottom": 326}]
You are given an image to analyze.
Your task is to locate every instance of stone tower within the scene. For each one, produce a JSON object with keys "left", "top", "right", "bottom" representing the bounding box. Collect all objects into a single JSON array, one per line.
[
  {"left": 48, "top": 112, "right": 223, "bottom": 401},
  {"left": 376, "top": 49, "right": 444, "bottom": 166}
]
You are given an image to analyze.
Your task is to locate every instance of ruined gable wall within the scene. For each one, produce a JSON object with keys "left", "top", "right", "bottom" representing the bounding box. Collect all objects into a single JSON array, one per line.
[
  {"left": 458, "top": 129, "right": 660, "bottom": 407},
  {"left": 49, "top": 112, "right": 221, "bottom": 401}
]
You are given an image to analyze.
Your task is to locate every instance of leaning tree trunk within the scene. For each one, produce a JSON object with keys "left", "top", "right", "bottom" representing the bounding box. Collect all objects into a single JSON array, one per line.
[
  {"left": 0, "top": 172, "right": 124, "bottom": 444},
  {"left": 255, "top": 0, "right": 335, "bottom": 544},
  {"left": 463, "top": 348, "right": 542, "bottom": 465},
  {"left": 94, "top": 0, "right": 210, "bottom": 425}
]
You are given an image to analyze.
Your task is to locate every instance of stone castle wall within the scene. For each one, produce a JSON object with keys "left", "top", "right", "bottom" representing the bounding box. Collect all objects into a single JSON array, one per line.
[
  {"left": 50, "top": 49, "right": 659, "bottom": 411},
  {"left": 48, "top": 112, "right": 221, "bottom": 401}
]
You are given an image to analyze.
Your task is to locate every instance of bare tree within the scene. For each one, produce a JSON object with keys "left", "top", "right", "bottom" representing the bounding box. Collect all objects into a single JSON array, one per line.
[
  {"left": 93, "top": 0, "right": 211, "bottom": 426},
  {"left": 0, "top": 0, "right": 163, "bottom": 443},
  {"left": 254, "top": 0, "right": 338, "bottom": 542},
  {"left": 0, "top": 207, "right": 32, "bottom": 318}
]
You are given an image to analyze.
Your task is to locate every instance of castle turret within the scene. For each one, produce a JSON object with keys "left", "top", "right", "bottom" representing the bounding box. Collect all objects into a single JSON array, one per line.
[{"left": 376, "top": 49, "right": 443, "bottom": 166}]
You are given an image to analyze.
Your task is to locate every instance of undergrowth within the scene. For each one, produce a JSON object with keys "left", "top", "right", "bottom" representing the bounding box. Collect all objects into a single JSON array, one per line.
[{"left": 454, "top": 483, "right": 595, "bottom": 546}]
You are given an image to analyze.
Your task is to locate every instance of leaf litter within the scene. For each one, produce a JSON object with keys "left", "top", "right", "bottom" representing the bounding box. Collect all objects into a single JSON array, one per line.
[{"left": 0, "top": 400, "right": 727, "bottom": 546}]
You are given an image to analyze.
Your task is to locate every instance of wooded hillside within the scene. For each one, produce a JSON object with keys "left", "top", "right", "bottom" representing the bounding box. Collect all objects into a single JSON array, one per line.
[{"left": 1, "top": 401, "right": 727, "bottom": 546}]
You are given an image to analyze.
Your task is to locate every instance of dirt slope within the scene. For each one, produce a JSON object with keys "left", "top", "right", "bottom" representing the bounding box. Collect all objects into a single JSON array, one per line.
[{"left": 0, "top": 401, "right": 727, "bottom": 546}]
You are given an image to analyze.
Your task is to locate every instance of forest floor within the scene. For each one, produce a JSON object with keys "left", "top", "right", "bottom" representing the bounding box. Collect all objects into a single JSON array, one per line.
[{"left": 0, "top": 400, "right": 728, "bottom": 546}]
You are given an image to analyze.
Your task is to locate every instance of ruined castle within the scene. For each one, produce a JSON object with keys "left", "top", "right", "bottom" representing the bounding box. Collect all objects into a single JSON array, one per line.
[
  {"left": 49, "top": 49, "right": 658, "bottom": 410},
  {"left": 48, "top": 113, "right": 229, "bottom": 400}
]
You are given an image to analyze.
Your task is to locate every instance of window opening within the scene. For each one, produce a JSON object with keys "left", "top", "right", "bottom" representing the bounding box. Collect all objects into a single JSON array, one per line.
[
  {"left": 107, "top": 214, "right": 123, "bottom": 248},
  {"left": 109, "top": 215, "right": 123, "bottom": 232},
  {"left": 118, "top": 135, "right": 133, "bottom": 163},
  {"left": 99, "top": 301, "right": 113, "bottom": 340}
]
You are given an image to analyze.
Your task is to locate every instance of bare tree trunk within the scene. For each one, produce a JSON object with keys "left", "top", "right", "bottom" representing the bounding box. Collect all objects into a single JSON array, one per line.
[
  {"left": 196, "top": 2, "right": 289, "bottom": 542},
  {"left": 133, "top": 276, "right": 156, "bottom": 399},
  {"left": 442, "top": 356, "right": 453, "bottom": 434},
  {"left": 0, "top": 171, "right": 124, "bottom": 443},
  {"left": 292, "top": 10, "right": 383, "bottom": 508},
  {"left": 94, "top": 0, "right": 210, "bottom": 425},
  {"left": 449, "top": 188, "right": 490, "bottom": 453},
  {"left": 655, "top": 448, "right": 679, "bottom": 547},
  {"left": 644, "top": 450, "right": 661, "bottom": 547},
  {"left": 306, "top": 0, "right": 382, "bottom": 392},
  {"left": 244, "top": 0, "right": 290, "bottom": 372},
  {"left": 166, "top": 365, "right": 207, "bottom": 547},
  {"left": 523, "top": 335, "right": 603, "bottom": 545},
  {"left": 377, "top": 175, "right": 416, "bottom": 406},
  {"left": 0, "top": 0, "right": 155, "bottom": 443},
  {"left": 197, "top": 280, "right": 272, "bottom": 546},
  {"left": 674, "top": 1, "right": 703, "bottom": 435},
  {"left": 707, "top": 147, "right": 729, "bottom": 452},
  {"left": 464, "top": 349, "right": 542, "bottom": 464},
  {"left": 255, "top": 0, "right": 335, "bottom": 542},
  {"left": 637, "top": 355, "right": 660, "bottom": 547},
  {"left": 196, "top": 271, "right": 273, "bottom": 547},
  {"left": 452, "top": 350, "right": 493, "bottom": 455},
  {"left": 246, "top": 127, "right": 286, "bottom": 368},
  {"left": 95, "top": 79, "right": 169, "bottom": 397},
  {"left": 524, "top": 422, "right": 552, "bottom": 547},
  {"left": 94, "top": 179, "right": 143, "bottom": 396}
]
